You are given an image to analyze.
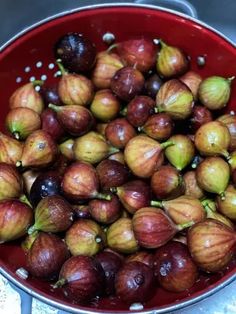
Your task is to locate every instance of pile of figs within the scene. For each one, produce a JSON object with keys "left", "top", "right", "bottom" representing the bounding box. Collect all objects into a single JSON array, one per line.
[{"left": 1, "top": 32, "right": 236, "bottom": 308}]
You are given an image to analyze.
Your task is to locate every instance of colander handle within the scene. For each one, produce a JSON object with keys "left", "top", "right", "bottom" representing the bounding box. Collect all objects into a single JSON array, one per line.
[{"left": 134, "top": 0, "right": 198, "bottom": 18}]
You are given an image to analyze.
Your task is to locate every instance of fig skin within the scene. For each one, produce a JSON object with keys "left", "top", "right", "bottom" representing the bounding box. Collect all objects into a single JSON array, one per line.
[
  {"left": 27, "top": 232, "right": 69, "bottom": 280},
  {"left": 217, "top": 113, "right": 236, "bottom": 152},
  {"left": 91, "top": 51, "right": 124, "bottom": 89},
  {"left": 54, "top": 255, "right": 105, "bottom": 304},
  {"left": 107, "top": 218, "right": 139, "bottom": 254},
  {"left": 59, "top": 138, "right": 75, "bottom": 161},
  {"left": 41, "top": 108, "right": 65, "bottom": 142},
  {"left": 151, "top": 165, "right": 185, "bottom": 200},
  {"left": 72, "top": 204, "right": 91, "bottom": 219},
  {"left": 0, "top": 163, "right": 22, "bottom": 200},
  {"left": 28, "top": 195, "right": 74, "bottom": 233},
  {"left": 183, "top": 170, "right": 205, "bottom": 199},
  {"left": 125, "top": 251, "right": 154, "bottom": 268},
  {"left": 110, "top": 66, "right": 145, "bottom": 102},
  {"left": 6, "top": 107, "right": 41, "bottom": 140},
  {"left": 180, "top": 71, "right": 202, "bottom": 100},
  {"left": 65, "top": 219, "right": 106, "bottom": 256},
  {"left": 108, "top": 152, "right": 125, "bottom": 165},
  {"left": 105, "top": 118, "right": 137, "bottom": 149},
  {"left": 115, "top": 261, "right": 155, "bottom": 304},
  {"left": 153, "top": 241, "right": 198, "bottom": 292},
  {"left": 96, "top": 159, "right": 130, "bottom": 190},
  {"left": 9, "top": 82, "right": 44, "bottom": 114},
  {"left": 194, "top": 121, "right": 231, "bottom": 158},
  {"left": 187, "top": 219, "right": 236, "bottom": 272},
  {"left": 0, "top": 132, "right": 23, "bottom": 165},
  {"left": 217, "top": 184, "right": 236, "bottom": 220},
  {"left": 22, "top": 169, "right": 39, "bottom": 196},
  {"left": 190, "top": 105, "right": 213, "bottom": 132},
  {"left": 144, "top": 74, "right": 163, "bottom": 99},
  {"left": 0, "top": 199, "right": 33, "bottom": 243},
  {"left": 39, "top": 83, "right": 62, "bottom": 106}
]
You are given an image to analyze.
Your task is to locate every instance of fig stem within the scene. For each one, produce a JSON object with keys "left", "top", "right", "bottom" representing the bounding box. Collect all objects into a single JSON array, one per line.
[
  {"left": 160, "top": 141, "right": 174, "bottom": 149},
  {"left": 150, "top": 200, "right": 163, "bottom": 208},
  {"left": 177, "top": 221, "right": 194, "bottom": 231},
  {"left": 227, "top": 76, "right": 235, "bottom": 84},
  {"left": 159, "top": 39, "right": 167, "bottom": 48},
  {"left": 219, "top": 192, "right": 226, "bottom": 201},
  {"left": 110, "top": 187, "right": 117, "bottom": 193},
  {"left": 96, "top": 193, "right": 112, "bottom": 201},
  {"left": 107, "top": 43, "right": 117, "bottom": 53},
  {"left": 52, "top": 278, "right": 67, "bottom": 289},
  {"left": 19, "top": 194, "right": 32, "bottom": 208},
  {"left": 13, "top": 131, "right": 20, "bottom": 140},
  {"left": 109, "top": 146, "right": 120, "bottom": 155},
  {"left": 16, "top": 160, "right": 22, "bottom": 168},
  {"left": 28, "top": 225, "right": 37, "bottom": 235},
  {"left": 32, "top": 80, "right": 44, "bottom": 87},
  {"left": 48, "top": 103, "right": 60, "bottom": 112},
  {"left": 95, "top": 236, "right": 102, "bottom": 243},
  {"left": 120, "top": 107, "right": 127, "bottom": 116},
  {"left": 56, "top": 59, "right": 67, "bottom": 75},
  {"left": 137, "top": 126, "right": 143, "bottom": 132}
]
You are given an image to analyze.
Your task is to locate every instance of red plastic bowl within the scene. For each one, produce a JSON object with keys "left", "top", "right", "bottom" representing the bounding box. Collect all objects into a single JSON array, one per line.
[{"left": 0, "top": 3, "right": 236, "bottom": 314}]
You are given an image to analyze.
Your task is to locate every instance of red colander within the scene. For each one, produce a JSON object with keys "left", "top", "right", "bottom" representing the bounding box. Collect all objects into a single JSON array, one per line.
[{"left": 0, "top": 3, "right": 236, "bottom": 314}]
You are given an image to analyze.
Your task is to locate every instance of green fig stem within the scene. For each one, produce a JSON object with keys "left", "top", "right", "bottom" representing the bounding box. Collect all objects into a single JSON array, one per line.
[
  {"left": 160, "top": 141, "right": 174, "bottom": 149},
  {"left": 150, "top": 200, "right": 163, "bottom": 208},
  {"left": 56, "top": 59, "right": 67, "bottom": 75},
  {"left": 227, "top": 76, "right": 235, "bottom": 84},
  {"left": 19, "top": 194, "right": 32, "bottom": 208},
  {"left": 95, "top": 236, "right": 102, "bottom": 243},
  {"left": 52, "top": 278, "right": 67, "bottom": 289},
  {"left": 13, "top": 131, "right": 20, "bottom": 140},
  {"left": 110, "top": 187, "right": 117, "bottom": 193},
  {"left": 154, "top": 106, "right": 164, "bottom": 113},
  {"left": 32, "top": 80, "right": 44, "bottom": 87},
  {"left": 107, "top": 43, "right": 118, "bottom": 53},
  {"left": 219, "top": 192, "right": 226, "bottom": 201},
  {"left": 28, "top": 225, "right": 37, "bottom": 235},
  {"left": 109, "top": 146, "right": 120, "bottom": 155},
  {"left": 16, "top": 161, "right": 22, "bottom": 168},
  {"left": 96, "top": 193, "right": 112, "bottom": 201},
  {"left": 137, "top": 126, "right": 143, "bottom": 132},
  {"left": 176, "top": 221, "right": 194, "bottom": 231},
  {"left": 120, "top": 107, "right": 127, "bottom": 116},
  {"left": 159, "top": 39, "right": 167, "bottom": 49},
  {"left": 48, "top": 103, "right": 60, "bottom": 112}
]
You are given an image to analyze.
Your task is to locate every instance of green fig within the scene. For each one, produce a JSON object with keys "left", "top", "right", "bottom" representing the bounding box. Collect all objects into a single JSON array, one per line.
[{"left": 217, "top": 185, "right": 236, "bottom": 220}]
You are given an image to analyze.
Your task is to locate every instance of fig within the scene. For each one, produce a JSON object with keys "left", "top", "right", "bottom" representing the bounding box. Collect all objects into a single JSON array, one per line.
[
  {"left": 153, "top": 241, "right": 198, "bottom": 292},
  {"left": 217, "top": 113, "right": 236, "bottom": 151},
  {"left": 187, "top": 219, "right": 236, "bottom": 272},
  {"left": 61, "top": 161, "right": 111, "bottom": 202},
  {"left": 39, "top": 83, "right": 62, "bottom": 106},
  {"left": 115, "top": 261, "right": 155, "bottom": 304},
  {"left": 110, "top": 66, "right": 145, "bottom": 102},
  {"left": 156, "top": 79, "right": 194, "bottom": 120},
  {"left": 124, "top": 135, "right": 171, "bottom": 178},
  {"left": 189, "top": 105, "right": 213, "bottom": 132},
  {"left": 53, "top": 255, "right": 105, "bottom": 304},
  {"left": 196, "top": 157, "right": 230, "bottom": 199},
  {"left": 54, "top": 32, "right": 96, "bottom": 73},
  {"left": 156, "top": 40, "right": 189, "bottom": 78},
  {"left": 6, "top": 107, "right": 41, "bottom": 140},
  {"left": 140, "top": 113, "right": 174, "bottom": 141},
  {"left": 112, "top": 180, "right": 151, "bottom": 214},
  {"left": 9, "top": 81, "right": 44, "bottom": 114},
  {"left": 48, "top": 104, "right": 94, "bottom": 136},
  {"left": 113, "top": 37, "right": 157, "bottom": 72},
  {"left": 28, "top": 195, "right": 74, "bottom": 234},
  {"left": 194, "top": 121, "right": 231, "bottom": 158},
  {"left": 107, "top": 218, "right": 139, "bottom": 254},
  {"left": 59, "top": 138, "right": 75, "bottom": 160},
  {"left": 126, "top": 95, "right": 155, "bottom": 127},
  {"left": 65, "top": 219, "right": 106, "bottom": 256},
  {"left": 105, "top": 118, "right": 136, "bottom": 149},
  {"left": 22, "top": 169, "right": 39, "bottom": 196},
  {"left": 41, "top": 108, "right": 65, "bottom": 142},
  {"left": 183, "top": 170, "right": 205, "bottom": 199},
  {"left": 132, "top": 207, "right": 192, "bottom": 249},
  {"left": 95, "top": 250, "right": 123, "bottom": 295},
  {"left": 16, "top": 130, "right": 58, "bottom": 169},
  {"left": 217, "top": 185, "right": 236, "bottom": 220},
  {"left": 180, "top": 71, "right": 202, "bottom": 100},
  {"left": 108, "top": 152, "right": 125, "bottom": 164},
  {"left": 27, "top": 232, "right": 69, "bottom": 279},
  {"left": 144, "top": 74, "right": 163, "bottom": 99},
  {"left": 96, "top": 159, "right": 129, "bottom": 190},
  {"left": 165, "top": 134, "right": 195, "bottom": 171},
  {"left": 125, "top": 251, "right": 154, "bottom": 268},
  {"left": 0, "top": 199, "right": 33, "bottom": 243},
  {"left": 151, "top": 165, "right": 185, "bottom": 200},
  {"left": 90, "top": 89, "right": 121, "bottom": 122},
  {"left": 0, "top": 132, "right": 23, "bottom": 165},
  {"left": 73, "top": 131, "right": 119, "bottom": 165},
  {"left": 0, "top": 163, "right": 22, "bottom": 200},
  {"left": 72, "top": 204, "right": 91, "bottom": 219},
  {"left": 198, "top": 76, "right": 233, "bottom": 110},
  {"left": 89, "top": 194, "right": 121, "bottom": 224},
  {"left": 91, "top": 51, "right": 124, "bottom": 89},
  {"left": 151, "top": 195, "right": 206, "bottom": 224}
]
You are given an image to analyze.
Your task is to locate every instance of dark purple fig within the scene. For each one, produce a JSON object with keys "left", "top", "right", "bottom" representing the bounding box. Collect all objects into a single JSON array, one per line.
[
  {"left": 95, "top": 250, "right": 123, "bottom": 295},
  {"left": 110, "top": 66, "right": 145, "bottom": 102},
  {"left": 89, "top": 194, "right": 121, "bottom": 224},
  {"left": 90, "top": 89, "right": 121, "bottom": 122},
  {"left": 54, "top": 33, "right": 96, "bottom": 73},
  {"left": 16, "top": 130, "right": 58, "bottom": 169},
  {"left": 41, "top": 108, "right": 65, "bottom": 141},
  {"left": 28, "top": 195, "right": 74, "bottom": 234},
  {"left": 96, "top": 159, "right": 129, "bottom": 190},
  {"left": 65, "top": 219, "right": 106, "bottom": 256},
  {"left": 180, "top": 71, "right": 202, "bottom": 100},
  {"left": 144, "top": 74, "right": 163, "bottom": 99},
  {"left": 61, "top": 161, "right": 111, "bottom": 202},
  {"left": 115, "top": 261, "right": 155, "bottom": 304},
  {"left": 53, "top": 255, "right": 105, "bottom": 304},
  {"left": 49, "top": 104, "right": 94, "bottom": 136},
  {"left": 27, "top": 232, "right": 69, "bottom": 280},
  {"left": 217, "top": 113, "right": 236, "bottom": 151},
  {"left": 141, "top": 113, "right": 174, "bottom": 141},
  {"left": 151, "top": 165, "right": 184, "bottom": 200},
  {"left": 190, "top": 105, "right": 213, "bottom": 132},
  {"left": 126, "top": 95, "right": 155, "bottom": 127},
  {"left": 72, "top": 204, "right": 91, "bottom": 219},
  {"left": 0, "top": 199, "right": 33, "bottom": 243},
  {"left": 0, "top": 163, "right": 22, "bottom": 200},
  {"left": 153, "top": 241, "right": 198, "bottom": 292},
  {"left": 92, "top": 51, "right": 124, "bottom": 89},
  {"left": 39, "top": 83, "right": 63, "bottom": 106},
  {"left": 125, "top": 251, "right": 154, "bottom": 268},
  {"left": 105, "top": 118, "right": 136, "bottom": 149},
  {"left": 0, "top": 132, "right": 23, "bottom": 165},
  {"left": 183, "top": 170, "right": 205, "bottom": 199},
  {"left": 29, "top": 171, "right": 62, "bottom": 207},
  {"left": 6, "top": 107, "right": 41, "bottom": 140},
  {"left": 112, "top": 180, "right": 151, "bottom": 214},
  {"left": 9, "top": 81, "right": 44, "bottom": 114}
]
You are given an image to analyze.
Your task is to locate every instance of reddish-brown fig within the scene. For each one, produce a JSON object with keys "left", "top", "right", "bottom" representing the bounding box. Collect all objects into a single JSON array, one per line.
[
  {"left": 27, "top": 232, "right": 69, "bottom": 279},
  {"left": 180, "top": 71, "right": 202, "bottom": 100},
  {"left": 153, "top": 241, "right": 198, "bottom": 292},
  {"left": 41, "top": 108, "right": 65, "bottom": 142},
  {"left": 0, "top": 132, "right": 23, "bottom": 165},
  {"left": 189, "top": 105, "right": 213, "bottom": 132},
  {"left": 0, "top": 163, "right": 22, "bottom": 200}
]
